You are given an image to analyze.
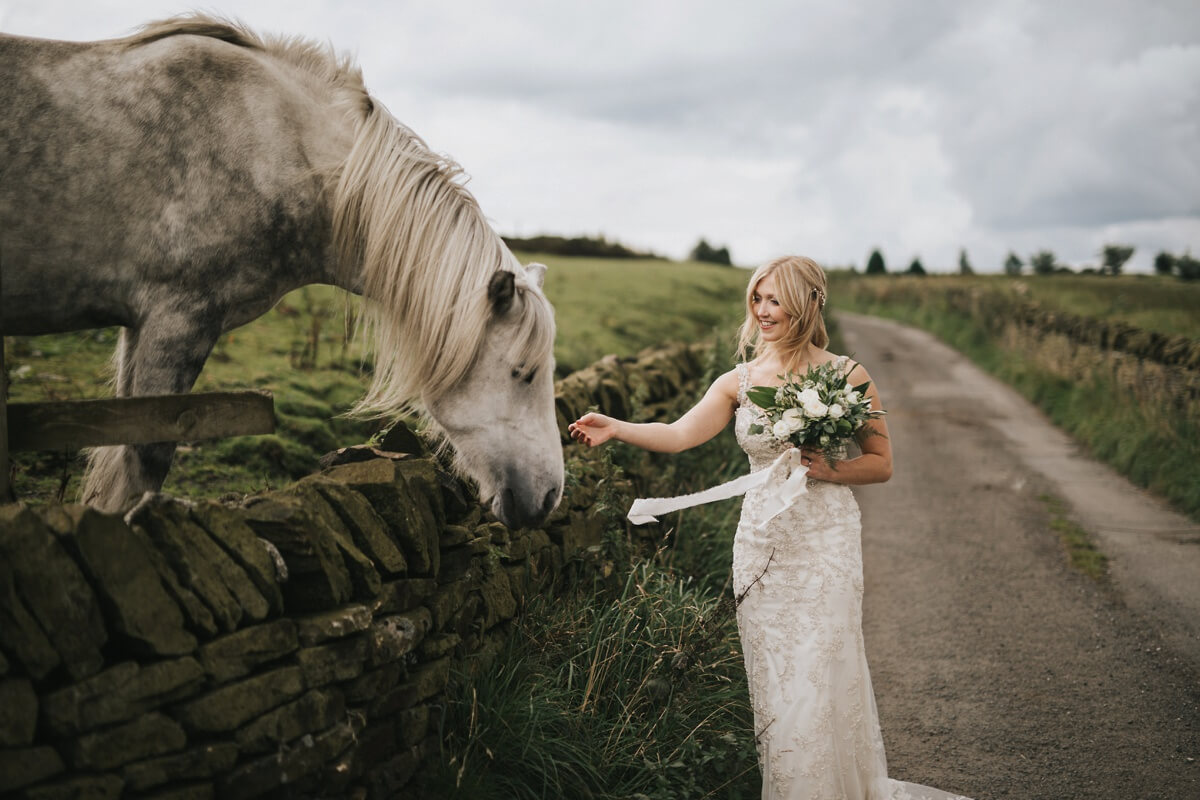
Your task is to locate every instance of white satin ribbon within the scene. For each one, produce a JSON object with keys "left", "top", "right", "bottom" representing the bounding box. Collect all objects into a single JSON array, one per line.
[{"left": 627, "top": 449, "right": 809, "bottom": 527}]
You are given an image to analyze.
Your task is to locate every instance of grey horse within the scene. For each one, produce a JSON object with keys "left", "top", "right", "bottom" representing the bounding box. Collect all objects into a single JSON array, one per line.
[{"left": 0, "top": 15, "right": 563, "bottom": 528}]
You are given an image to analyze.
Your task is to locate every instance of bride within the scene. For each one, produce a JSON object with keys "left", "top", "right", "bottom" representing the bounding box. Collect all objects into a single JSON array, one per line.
[{"left": 569, "top": 256, "right": 971, "bottom": 800}]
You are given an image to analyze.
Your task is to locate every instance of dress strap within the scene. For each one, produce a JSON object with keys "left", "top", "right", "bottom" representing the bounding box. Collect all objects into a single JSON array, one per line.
[{"left": 736, "top": 363, "right": 750, "bottom": 406}]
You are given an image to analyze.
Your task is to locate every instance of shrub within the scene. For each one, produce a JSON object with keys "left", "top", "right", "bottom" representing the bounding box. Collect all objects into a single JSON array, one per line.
[
  {"left": 1101, "top": 244, "right": 1135, "bottom": 276},
  {"left": 1154, "top": 251, "right": 1176, "bottom": 276},
  {"left": 865, "top": 248, "right": 887, "bottom": 275},
  {"left": 958, "top": 248, "right": 973, "bottom": 275},
  {"left": 1177, "top": 252, "right": 1200, "bottom": 281},
  {"left": 1030, "top": 250, "right": 1057, "bottom": 275},
  {"left": 1004, "top": 252, "right": 1023, "bottom": 276},
  {"left": 690, "top": 238, "right": 733, "bottom": 266}
]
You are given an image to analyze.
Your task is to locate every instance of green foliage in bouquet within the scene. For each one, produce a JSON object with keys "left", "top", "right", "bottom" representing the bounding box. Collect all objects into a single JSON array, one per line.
[{"left": 745, "top": 360, "right": 885, "bottom": 466}]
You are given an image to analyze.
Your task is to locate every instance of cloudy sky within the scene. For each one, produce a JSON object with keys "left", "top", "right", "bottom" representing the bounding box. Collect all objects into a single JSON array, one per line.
[{"left": 3, "top": 1, "right": 1198, "bottom": 272}]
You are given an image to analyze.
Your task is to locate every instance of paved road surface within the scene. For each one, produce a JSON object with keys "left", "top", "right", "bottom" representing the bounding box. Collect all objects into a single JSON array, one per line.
[{"left": 839, "top": 312, "right": 1199, "bottom": 800}]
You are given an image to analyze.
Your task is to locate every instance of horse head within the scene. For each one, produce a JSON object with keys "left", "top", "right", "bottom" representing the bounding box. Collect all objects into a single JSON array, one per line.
[{"left": 424, "top": 262, "right": 563, "bottom": 529}]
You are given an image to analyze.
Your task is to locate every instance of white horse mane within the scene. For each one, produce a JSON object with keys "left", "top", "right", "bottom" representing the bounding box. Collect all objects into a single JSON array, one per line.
[{"left": 124, "top": 14, "right": 555, "bottom": 417}]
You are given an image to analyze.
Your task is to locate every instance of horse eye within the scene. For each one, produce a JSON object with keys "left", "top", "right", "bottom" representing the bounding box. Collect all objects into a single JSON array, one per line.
[
  {"left": 511, "top": 368, "right": 520, "bottom": 379},
  {"left": 523, "top": 368, "right": 537, "bottom": 384}
]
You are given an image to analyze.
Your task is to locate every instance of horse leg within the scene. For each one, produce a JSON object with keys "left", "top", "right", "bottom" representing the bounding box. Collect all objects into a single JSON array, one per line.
[{"left": 82, "top": 316, "right": 221, "bottom": 513}]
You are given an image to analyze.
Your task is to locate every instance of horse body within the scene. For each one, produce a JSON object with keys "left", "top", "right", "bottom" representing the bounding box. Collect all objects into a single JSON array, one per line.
[
  {"left": 0, "top": 29, "right": 347, "bottom": 335},
  {"left": 0, "top": 18, "right": 562, "bottom": 528}
]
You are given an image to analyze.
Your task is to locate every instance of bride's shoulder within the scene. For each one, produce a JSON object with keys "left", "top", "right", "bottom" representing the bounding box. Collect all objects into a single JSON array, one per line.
[{"left": 710, "top": 366, "right": 742, "bottom": 396}]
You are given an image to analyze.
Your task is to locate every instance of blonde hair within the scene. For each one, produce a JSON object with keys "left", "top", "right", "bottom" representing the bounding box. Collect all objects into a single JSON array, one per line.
[{"left": 735, "top": 255, "right": 829, "bottom": 372}]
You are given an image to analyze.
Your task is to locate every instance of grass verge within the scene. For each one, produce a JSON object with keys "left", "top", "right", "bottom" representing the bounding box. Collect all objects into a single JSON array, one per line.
[
  {"left": 1039, "top": 493, "right": 1109, "bottom": 581},
  {"left": 414, "top": 339, "right": 760, "bottom": 799},
  {"left": 829, "top": 279, "right": 1200, "bottom": 521}
]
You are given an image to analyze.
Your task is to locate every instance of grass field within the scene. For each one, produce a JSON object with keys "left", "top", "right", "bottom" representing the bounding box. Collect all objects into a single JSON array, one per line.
[{"left": 530, "top": 253, "right": 750, "bottom": 374}]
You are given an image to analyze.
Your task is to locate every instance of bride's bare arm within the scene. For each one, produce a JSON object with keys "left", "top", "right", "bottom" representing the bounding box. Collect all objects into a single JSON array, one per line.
[
  {"left": 800, "top": 362, "right": 893, "bottom": 485},
  {"left": 569, "top": 368, "right": 739, "bottom": 453}
]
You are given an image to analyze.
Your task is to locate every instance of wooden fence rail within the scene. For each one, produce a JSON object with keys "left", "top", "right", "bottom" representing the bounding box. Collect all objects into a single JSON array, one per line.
[{"left": 2, "top": 248, "right": 276, "bottom": 501}]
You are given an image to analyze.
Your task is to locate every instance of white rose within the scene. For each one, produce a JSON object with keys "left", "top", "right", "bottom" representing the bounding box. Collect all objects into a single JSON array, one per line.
[
  {"left": 782, "top": 407, "right": 804, "bottom": 426},
  {"left": 845, "top": 391, "right": 861, "bottom": 405},
  {"left": 802, "top": 398, "right": 828, "bottom": 417},
  {"left": 828, "top": 403, "right": 844, "bottom": 419},
  {"left": 772, "top": 420, "right": 792, "bottom": 439},
  {"left": 798, "top": 388, "right": 820, "bottom": 405}
]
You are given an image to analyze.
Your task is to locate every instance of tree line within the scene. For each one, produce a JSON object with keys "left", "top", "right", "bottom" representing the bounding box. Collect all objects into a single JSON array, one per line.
[
  {"left": 501, "top": 234, "right": 662, "bottom": 259},
  {"left": 501, "top": 234, "right": 737, "bottom": 266},
  {"left": 863, "top": 245, "right": 1198, "bottom": 279}
]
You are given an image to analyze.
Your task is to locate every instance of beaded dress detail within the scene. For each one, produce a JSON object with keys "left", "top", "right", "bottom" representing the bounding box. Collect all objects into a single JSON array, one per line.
[{"left": 733, "top": 360, "right": 971, "bottom": 800}]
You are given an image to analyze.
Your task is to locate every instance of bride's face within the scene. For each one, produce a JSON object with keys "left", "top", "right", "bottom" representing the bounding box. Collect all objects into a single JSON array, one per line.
[{"left": 751, "top": 273, "right": 790, "bottom": 343}]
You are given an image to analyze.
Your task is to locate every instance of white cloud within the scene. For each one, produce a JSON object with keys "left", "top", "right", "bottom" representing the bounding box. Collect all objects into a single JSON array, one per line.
[{"left": 2, "top": 0, "right": 1197, "bottom": 271}]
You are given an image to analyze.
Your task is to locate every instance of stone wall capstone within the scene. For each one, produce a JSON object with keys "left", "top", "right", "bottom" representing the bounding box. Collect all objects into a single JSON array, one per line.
[{"left": 0, "top": 341, "right": 711, "bottom": 800}]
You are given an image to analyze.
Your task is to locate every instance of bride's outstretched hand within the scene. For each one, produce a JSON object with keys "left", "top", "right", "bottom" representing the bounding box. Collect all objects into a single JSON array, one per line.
[{"left": 569, "top": 412, "right": 617, "bottom": 447}]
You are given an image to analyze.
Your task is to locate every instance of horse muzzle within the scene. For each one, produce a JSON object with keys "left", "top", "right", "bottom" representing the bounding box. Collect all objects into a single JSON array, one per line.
[{"left": 492, "top": 481, "right": 561, "bottom": 529}]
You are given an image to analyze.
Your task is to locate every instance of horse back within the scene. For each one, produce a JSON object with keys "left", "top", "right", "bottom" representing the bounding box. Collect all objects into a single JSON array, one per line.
[{"left": 0, "top": 30, "right": 353, "bottom": 335}]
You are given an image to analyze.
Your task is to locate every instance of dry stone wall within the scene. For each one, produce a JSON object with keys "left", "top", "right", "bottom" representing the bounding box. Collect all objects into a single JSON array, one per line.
[
  {"left": 841, "top": 279, "right": 1200, "bottom": 409},
  {"left": 0, "top": 342, "right": 709, "bottom": 800}
]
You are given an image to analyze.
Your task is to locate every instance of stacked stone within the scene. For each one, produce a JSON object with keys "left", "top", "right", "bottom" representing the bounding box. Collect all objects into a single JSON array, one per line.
[{"left": 0, "top": 341, "right": 709, "bottom": 799}]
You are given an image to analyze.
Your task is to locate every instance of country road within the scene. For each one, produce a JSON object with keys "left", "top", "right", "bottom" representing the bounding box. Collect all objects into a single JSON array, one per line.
[{"left": 837, "top": 312, "right": 1200, "bottom": 800}]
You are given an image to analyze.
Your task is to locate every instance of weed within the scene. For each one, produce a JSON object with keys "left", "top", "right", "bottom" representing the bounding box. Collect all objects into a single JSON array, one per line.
[{"left": 1038, "top": 493, "right": 1108, "bottom": 580}]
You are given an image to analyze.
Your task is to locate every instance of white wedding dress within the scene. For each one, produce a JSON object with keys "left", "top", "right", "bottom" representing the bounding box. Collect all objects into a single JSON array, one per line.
[{"left": 733, "top": 361, "right": 971, "bottom": 800}]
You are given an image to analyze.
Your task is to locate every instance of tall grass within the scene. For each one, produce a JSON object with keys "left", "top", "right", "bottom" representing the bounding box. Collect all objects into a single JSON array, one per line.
[
  {"left": 421, "top": 559, "right": 757, "bottom": 800},
  {"left": 414, "top": 338, "right": 762, "bottom": 798}
]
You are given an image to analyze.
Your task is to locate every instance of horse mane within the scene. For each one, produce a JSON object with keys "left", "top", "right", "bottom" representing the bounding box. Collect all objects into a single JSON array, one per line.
[{"left": 123, "top": 14, "right": 555, "bottom": 417}]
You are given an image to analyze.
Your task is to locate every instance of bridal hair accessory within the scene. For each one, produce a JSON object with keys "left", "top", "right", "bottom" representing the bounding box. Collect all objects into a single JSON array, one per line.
[{"left": 812, "top": 287, "right": 826, "bottom": 308}]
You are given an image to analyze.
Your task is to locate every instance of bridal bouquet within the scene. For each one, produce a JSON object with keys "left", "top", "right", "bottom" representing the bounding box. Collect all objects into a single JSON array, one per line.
[{"left": 746, "top": 361, "right": 885, "bottom": 466}]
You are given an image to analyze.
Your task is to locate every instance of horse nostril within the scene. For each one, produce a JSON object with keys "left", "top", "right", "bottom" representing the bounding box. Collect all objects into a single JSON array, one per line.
[{"left": 541, "top": 487, "right": 557, "bottom": 514}]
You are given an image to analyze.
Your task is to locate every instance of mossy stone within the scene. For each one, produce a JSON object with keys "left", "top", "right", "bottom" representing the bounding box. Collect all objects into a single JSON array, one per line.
[
  {"left": 59, "top": 505, "right": 197, "bottom": 657},
  {"left": 0, "top": 505, "right": 106, "bottom": 680},
  {"left": 174, "top": 666, "right": 305, "bottom": 734}
]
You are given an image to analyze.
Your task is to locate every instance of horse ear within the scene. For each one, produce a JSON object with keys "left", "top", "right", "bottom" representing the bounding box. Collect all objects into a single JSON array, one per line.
[
  {"left": 488, "top": 269, "right": 516, "bottom": 314},
  {"left": 525, "top": 262, "right": 547, "bottom": 290}
]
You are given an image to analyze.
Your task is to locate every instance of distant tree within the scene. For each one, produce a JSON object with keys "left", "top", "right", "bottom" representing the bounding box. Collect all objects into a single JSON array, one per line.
[
  {"left": 1003, "top": 251, "right": 1023, "bottom": 276},
  {"left": 690, "top": 238, "right": 732, "bottom": 266},
  {"left": 1153, "top": 250, "right": 1176, "bottom": 276},
  {"left": 906, "top": 257, "right": 926, "bottom": 275},
  {"left": 1100, "top": 244, "right": 1134, "bottom": 276},
  {"left": 1177, "top": 252, "right": 1200, "bottom": 281},
  {"left": 865, "top": 249, "right": 887, "bottom": 275},
  {"left": 958, "top": 248, "right": 973, "bottom": 275},
  {"left": 1030, "top": 250, "right": 1056, "bottom": 275}
]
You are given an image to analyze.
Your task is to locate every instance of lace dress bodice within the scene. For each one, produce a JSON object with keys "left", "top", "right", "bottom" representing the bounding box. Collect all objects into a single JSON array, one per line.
[{"left": 731, "top": 360, "right": 862, "bottom": 597}]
